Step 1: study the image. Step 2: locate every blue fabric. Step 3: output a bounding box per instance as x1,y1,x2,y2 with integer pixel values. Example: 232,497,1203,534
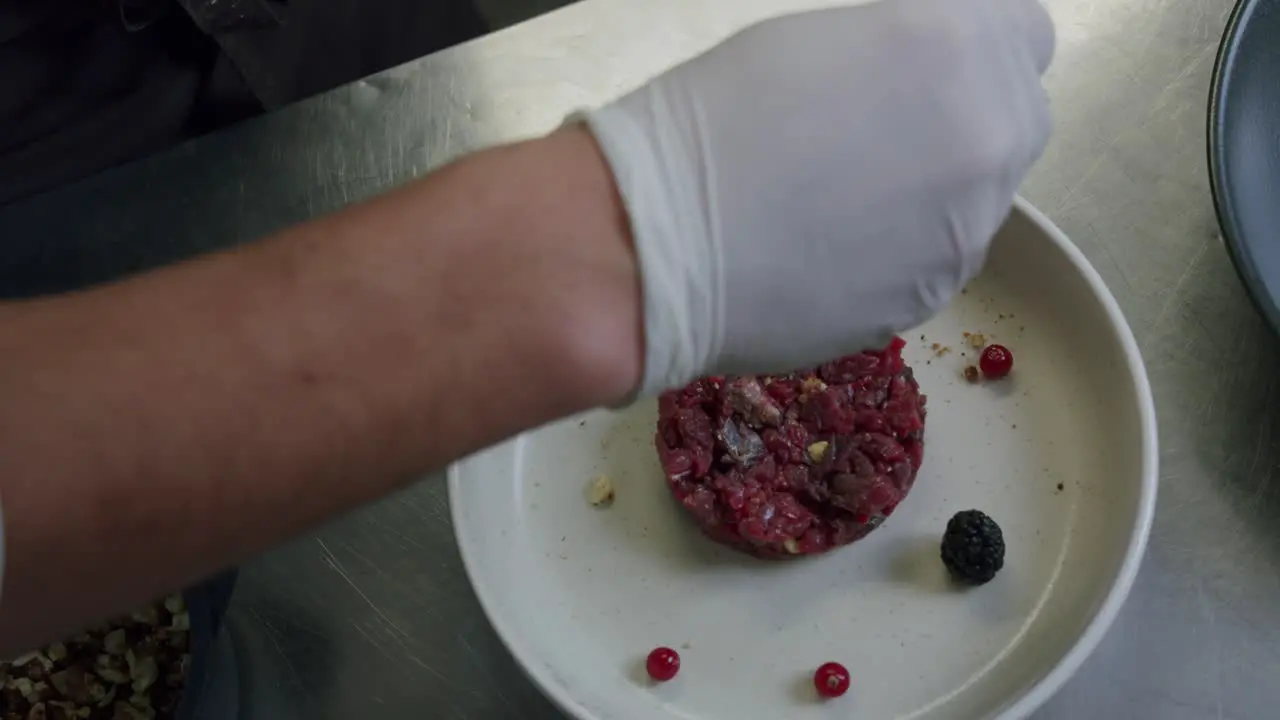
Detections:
0,0,488,207
0,1,219,206
180,571,239,719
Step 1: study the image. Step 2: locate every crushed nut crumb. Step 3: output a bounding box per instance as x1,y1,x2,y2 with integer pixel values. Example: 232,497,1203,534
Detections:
1,596,190,720
968,333,986,349
798,377,828,402
800,377,827,394
102,632,127,658
587,475,615,507
783,538,801,554
964,366,981,384
806,441,830,463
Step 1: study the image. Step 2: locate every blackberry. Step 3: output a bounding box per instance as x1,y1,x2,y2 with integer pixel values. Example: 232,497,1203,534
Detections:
940,510,1005,585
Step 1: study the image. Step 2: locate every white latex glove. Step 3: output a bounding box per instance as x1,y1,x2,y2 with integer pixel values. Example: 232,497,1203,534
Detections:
583,0,1054,396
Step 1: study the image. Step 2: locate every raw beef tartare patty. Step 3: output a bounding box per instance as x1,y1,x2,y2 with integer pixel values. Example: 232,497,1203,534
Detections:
655,337,926,558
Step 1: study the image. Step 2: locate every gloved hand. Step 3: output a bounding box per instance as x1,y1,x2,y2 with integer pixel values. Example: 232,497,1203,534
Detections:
582,0,1054,396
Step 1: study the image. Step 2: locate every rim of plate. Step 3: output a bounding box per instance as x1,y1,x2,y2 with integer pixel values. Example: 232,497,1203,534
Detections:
1207,0,1280,336
448,195,1160,720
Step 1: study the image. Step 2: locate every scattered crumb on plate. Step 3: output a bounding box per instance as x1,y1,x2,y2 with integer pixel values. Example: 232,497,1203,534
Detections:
964,365,981,383
588,475,615,507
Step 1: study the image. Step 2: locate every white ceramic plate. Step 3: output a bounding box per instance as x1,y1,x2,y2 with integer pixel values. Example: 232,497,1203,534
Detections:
449,198,1158,720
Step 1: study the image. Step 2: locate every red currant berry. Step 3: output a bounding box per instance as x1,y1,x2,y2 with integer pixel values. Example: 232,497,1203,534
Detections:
645,647,680,682
979,344,1014,379
814,661,851,699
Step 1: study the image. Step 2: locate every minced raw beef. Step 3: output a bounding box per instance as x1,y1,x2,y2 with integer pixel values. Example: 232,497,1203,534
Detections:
655,337,926,558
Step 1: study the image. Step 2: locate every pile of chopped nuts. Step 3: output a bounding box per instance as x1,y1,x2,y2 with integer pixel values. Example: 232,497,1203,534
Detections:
1,594,191,720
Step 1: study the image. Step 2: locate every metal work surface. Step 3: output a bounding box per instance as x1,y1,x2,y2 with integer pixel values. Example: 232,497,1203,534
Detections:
1,0,1275,717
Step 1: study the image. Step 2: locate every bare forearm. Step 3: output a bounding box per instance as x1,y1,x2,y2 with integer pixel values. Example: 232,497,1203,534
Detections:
0,125,642,654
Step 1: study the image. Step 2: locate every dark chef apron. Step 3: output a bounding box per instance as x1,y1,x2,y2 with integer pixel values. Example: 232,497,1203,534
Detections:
0,0,487,208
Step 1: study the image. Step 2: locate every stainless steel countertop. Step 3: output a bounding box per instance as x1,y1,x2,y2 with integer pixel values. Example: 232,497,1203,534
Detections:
2,0,1276,717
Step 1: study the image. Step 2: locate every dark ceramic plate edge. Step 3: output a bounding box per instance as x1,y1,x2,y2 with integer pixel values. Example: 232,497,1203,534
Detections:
1209,0,1280,333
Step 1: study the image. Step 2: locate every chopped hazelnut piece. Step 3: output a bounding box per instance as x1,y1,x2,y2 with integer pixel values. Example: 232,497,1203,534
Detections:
1,595,190,720
587,475,615,507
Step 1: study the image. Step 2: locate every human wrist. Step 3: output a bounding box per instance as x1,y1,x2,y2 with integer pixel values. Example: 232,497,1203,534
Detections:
531,125,644,409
